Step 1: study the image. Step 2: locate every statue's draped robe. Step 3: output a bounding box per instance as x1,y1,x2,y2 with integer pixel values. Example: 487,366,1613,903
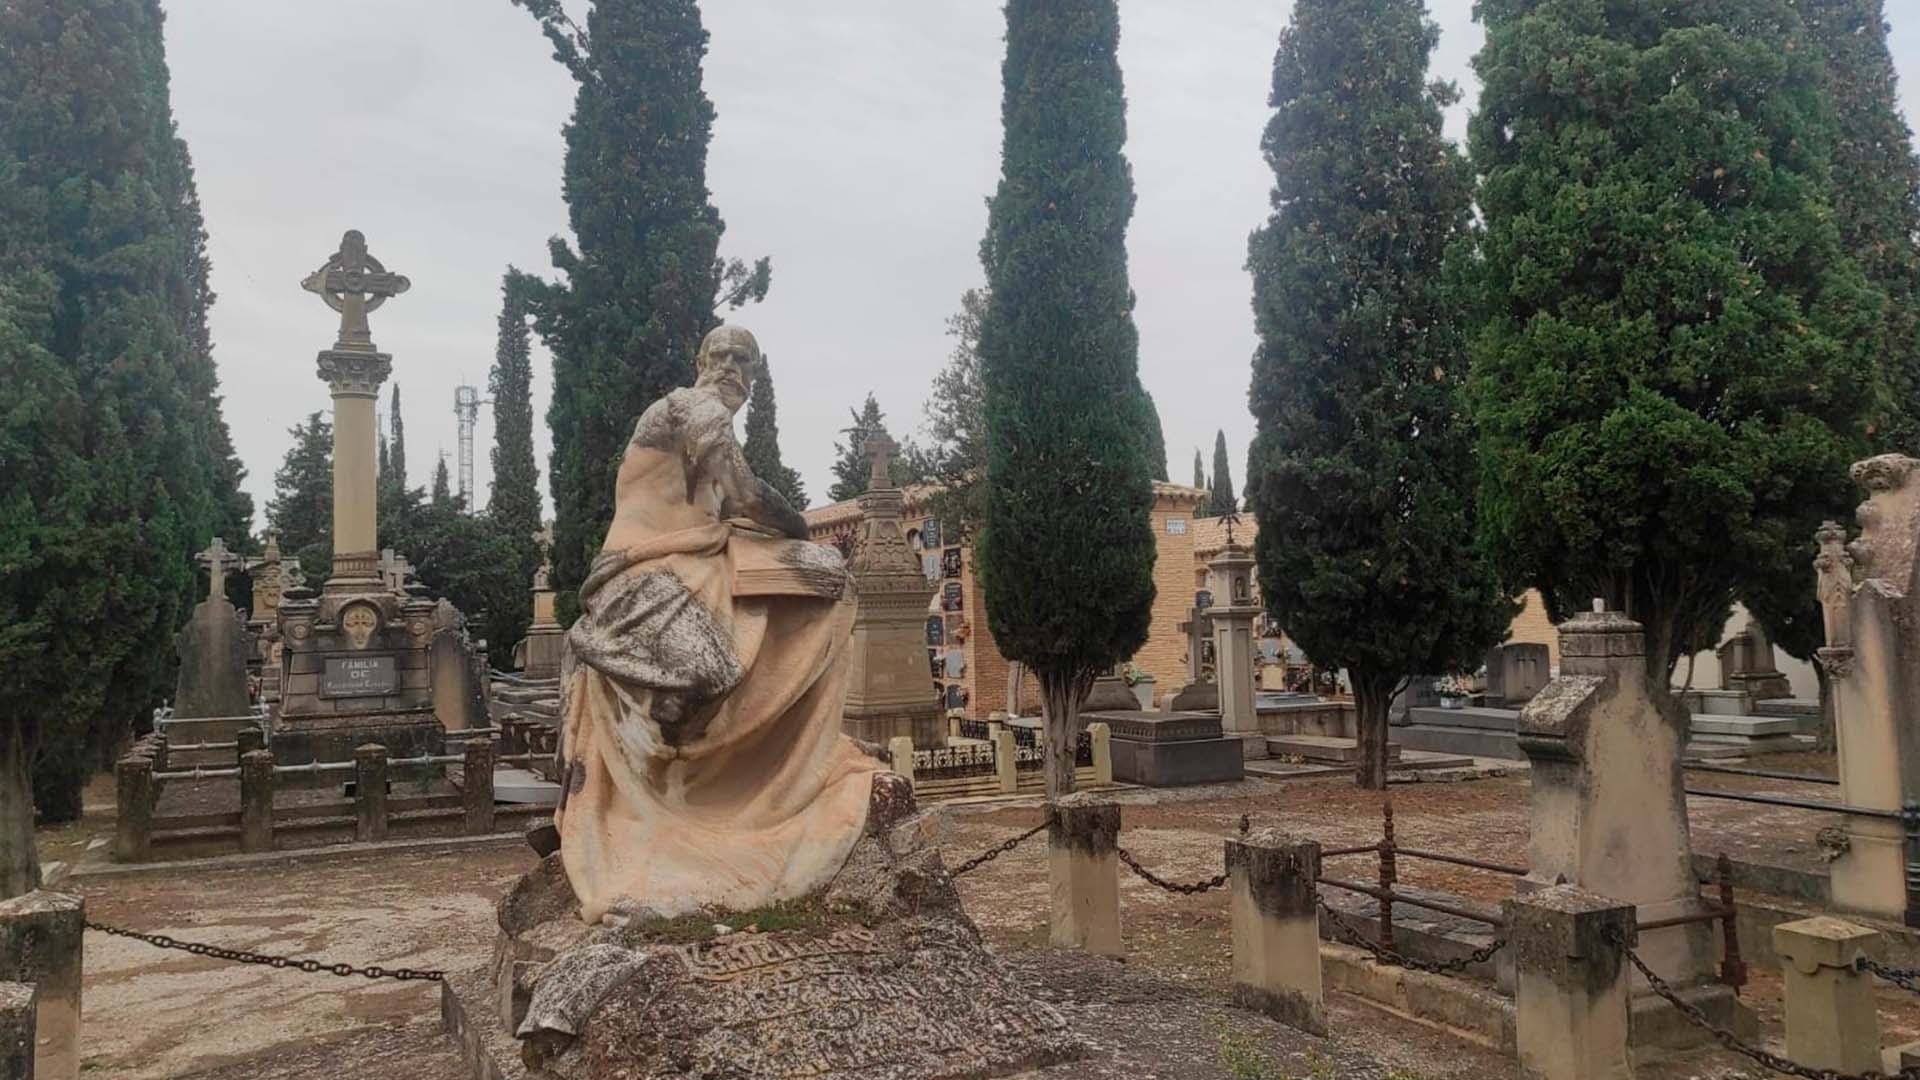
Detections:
554,390,881,922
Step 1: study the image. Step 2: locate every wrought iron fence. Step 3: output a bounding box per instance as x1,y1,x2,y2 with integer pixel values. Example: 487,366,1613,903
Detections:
914,745,998,780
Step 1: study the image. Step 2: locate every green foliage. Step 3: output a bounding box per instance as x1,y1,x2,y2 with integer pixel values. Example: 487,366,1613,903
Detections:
1193,449,1207,491
0,0,248,821
919,287,991,538
741,353,808,510
266,413,333,576
1139,385,1169,482
387,383,407,492
827,394,920,502
432,456,453,508
488,270,543,653
977,0,1158,794
1208,430,1236,517
512,0,767,621
1469,0,1879,681
1247,0,1511,787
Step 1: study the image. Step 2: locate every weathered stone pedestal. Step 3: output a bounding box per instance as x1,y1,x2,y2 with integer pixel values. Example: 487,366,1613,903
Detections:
1084,709,1243,787
1772,916,1883,1073
0,891,82,1080
1049,797,1122,957
1227,831,1324,1034
1506,885,1635,1080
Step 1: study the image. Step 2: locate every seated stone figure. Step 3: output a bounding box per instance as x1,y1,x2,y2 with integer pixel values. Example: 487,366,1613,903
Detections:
553,324,883,923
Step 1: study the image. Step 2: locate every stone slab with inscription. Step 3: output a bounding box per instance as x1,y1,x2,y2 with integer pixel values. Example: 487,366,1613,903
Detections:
321,654,399,697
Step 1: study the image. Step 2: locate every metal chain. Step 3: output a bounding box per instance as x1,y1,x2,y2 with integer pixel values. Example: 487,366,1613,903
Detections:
1116,847,1228,895
947,822,1047,879
1858,955,1920,995
86,921,443,983
1316,896,1506,975
1613,929,1917,1080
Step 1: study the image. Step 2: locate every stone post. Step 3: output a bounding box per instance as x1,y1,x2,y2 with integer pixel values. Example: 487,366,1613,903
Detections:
239,749,274,853
1518,607,1717,988
1048,797,1121,957
1772,917,1884,1073
113,757,153,863
235,725,264,762
1207,541,1262,739
0,891,83,1080
1226,830,1324,1035
0,982,32,1080
1088,722,1114,787
1504,885,1636,1080
993,728,1018,794
887,735,916,792
463,741,495,835
149,732,168,774
354,744,389,843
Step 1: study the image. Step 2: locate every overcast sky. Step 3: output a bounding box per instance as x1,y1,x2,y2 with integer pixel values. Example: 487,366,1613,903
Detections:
162,2,1920,522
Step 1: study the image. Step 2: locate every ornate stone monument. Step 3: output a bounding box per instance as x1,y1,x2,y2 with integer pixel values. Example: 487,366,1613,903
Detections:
1717,617,1792,701
1816,454,1920,923
517,529,565,680
1206,514,1262,740
242,531,295,704
459,326,1083,1078
172,537,254,718
841,432,944,750
274,231,450,764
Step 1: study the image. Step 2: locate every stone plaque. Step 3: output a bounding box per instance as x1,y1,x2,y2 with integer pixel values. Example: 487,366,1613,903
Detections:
322,654,398,698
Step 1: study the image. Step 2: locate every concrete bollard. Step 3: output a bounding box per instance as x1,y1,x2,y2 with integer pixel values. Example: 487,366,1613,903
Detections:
993,729,1019,794
1226,830,1324,1034
1505,885,1635,1080
235,725,264,761
354,744,389,843
239,749,275,853
888,736,916,792
949,714,962,739
463,740,496,835
0,892,83,1080
1088,722,1114,787
1772,916,1884,1073
0,981,33,1080
113,757,153,863
1048,796,1122,957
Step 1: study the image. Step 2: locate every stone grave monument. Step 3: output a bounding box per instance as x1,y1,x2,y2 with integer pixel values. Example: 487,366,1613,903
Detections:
1206,514,1263,745
274,230,468,765
1717,616,1793,701
516,530,565,680
1483,641,1549,707
445,325,1080,1079
241,531,299,704
1169,596,1219,712
172,537,254,719
1816,454,1920,922
840,432,944,749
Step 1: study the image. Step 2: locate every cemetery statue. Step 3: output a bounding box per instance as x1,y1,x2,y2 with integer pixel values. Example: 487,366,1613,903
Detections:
551,323,886,923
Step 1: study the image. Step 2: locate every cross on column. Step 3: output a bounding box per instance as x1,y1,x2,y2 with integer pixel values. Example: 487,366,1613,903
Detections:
195,537,242,603
865,430,898,490
301,229,410,350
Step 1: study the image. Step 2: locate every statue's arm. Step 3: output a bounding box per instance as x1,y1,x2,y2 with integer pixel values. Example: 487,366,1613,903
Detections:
683,397,809,540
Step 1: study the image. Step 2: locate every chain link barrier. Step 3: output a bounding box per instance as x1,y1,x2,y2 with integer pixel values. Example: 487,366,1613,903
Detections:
1613,928,1917,1080
1316,895,1506,975
1858,955,1920,995
946,822,1047,879
1116,846,1229,895
86,922,443,983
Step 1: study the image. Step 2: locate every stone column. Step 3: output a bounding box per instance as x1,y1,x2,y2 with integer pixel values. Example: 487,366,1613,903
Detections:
355,744,388,842
463,741,496,835
235,725,265,761
1518,607,1716,988
1207,543,1262,740
1048,797,1121,957
0,891,83,1080
1505,885,1635,1080
993,729,1018,794
1226,831,1324,1034
888,735,916,791
239,749,275,853
1087,722,1114,787
0,982,32,1080
1772,917,1883,1073
113,757,153,863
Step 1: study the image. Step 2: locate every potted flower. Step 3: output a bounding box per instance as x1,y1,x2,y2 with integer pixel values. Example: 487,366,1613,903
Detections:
1437,675,1467,710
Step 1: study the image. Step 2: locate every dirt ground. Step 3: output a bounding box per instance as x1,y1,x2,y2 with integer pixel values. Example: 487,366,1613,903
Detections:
44,764,1919,1079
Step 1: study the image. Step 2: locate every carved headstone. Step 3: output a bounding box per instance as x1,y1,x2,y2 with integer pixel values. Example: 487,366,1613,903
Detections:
174,538,255,718
841,432,943,749
1484,641,1549,707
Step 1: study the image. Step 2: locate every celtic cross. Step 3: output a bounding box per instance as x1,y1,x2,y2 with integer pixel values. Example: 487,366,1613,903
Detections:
301,229,410,351
195,536,241,602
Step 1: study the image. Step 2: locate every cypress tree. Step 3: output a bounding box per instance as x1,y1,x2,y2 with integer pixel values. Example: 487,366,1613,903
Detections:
265,413,334,576
1,0,243,830
1208,430,1236,517
1193,450,1208,489
1470,0,1879,687
1247,0,1512,788
387,384,407,492
977,0,1158,796
513,0,769,621
741,354,807,510
1139,387,1169,482
921,287,991,538
432,456,453,508
489,270,543,651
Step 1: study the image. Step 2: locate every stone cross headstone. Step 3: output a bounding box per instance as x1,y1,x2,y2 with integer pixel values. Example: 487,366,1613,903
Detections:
865,430,898,491
175,539,254,718
194,537,241,603
301,229,411,352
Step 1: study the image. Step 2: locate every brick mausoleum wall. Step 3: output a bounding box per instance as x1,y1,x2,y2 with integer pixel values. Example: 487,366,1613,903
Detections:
1508,590,1560,670
1132,496,1202,703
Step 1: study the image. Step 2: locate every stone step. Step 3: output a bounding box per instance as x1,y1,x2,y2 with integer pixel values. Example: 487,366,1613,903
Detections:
1393,750,1477,771
1689,714,1798,738
1753,698,1821,719
1681,742,1748,760
159,715,255,743
1266,735,1401,765
1403,706,1523,733
1392,722,1525,762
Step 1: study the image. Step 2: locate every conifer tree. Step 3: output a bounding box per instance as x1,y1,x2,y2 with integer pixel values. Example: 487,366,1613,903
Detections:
741,354,807,510
1470,0,1879,688
977,0,1158,796
266,413,334,575
513,0,769,620
489,270,543,650
921,288,991,537
1248,0,1512,788
1,0,246,830
828,394,918,501
1139,388,1169,482
1209,430,1236,517
432,456,453,508
387,384,408,493
1193,450,1208,490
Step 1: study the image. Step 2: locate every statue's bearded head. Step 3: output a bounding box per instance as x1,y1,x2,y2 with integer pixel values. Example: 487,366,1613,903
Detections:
694,325,762,412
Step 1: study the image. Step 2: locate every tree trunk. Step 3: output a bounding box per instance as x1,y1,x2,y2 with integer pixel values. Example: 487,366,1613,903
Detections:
1352,670,1394,790
0,722,39,898
1814,661,1836,754
1036,671,1081,800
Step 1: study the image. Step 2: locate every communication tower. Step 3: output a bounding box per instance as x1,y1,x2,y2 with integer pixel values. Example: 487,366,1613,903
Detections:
453,385,486,509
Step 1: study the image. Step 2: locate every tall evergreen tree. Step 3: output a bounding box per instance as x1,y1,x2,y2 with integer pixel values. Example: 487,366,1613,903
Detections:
513,0,769,621
1139,387,1169,482
432,455,453,508
387,383,408,493
1,0,244,835
265,413,333,576
977,0,1158,796
741,354,808,510
828,394,918,502
488,270,543,652
1248,0,1512,788
1193,449,1208,490
1208,430,1236,517
920,287,991,538
1470,0,1879,688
